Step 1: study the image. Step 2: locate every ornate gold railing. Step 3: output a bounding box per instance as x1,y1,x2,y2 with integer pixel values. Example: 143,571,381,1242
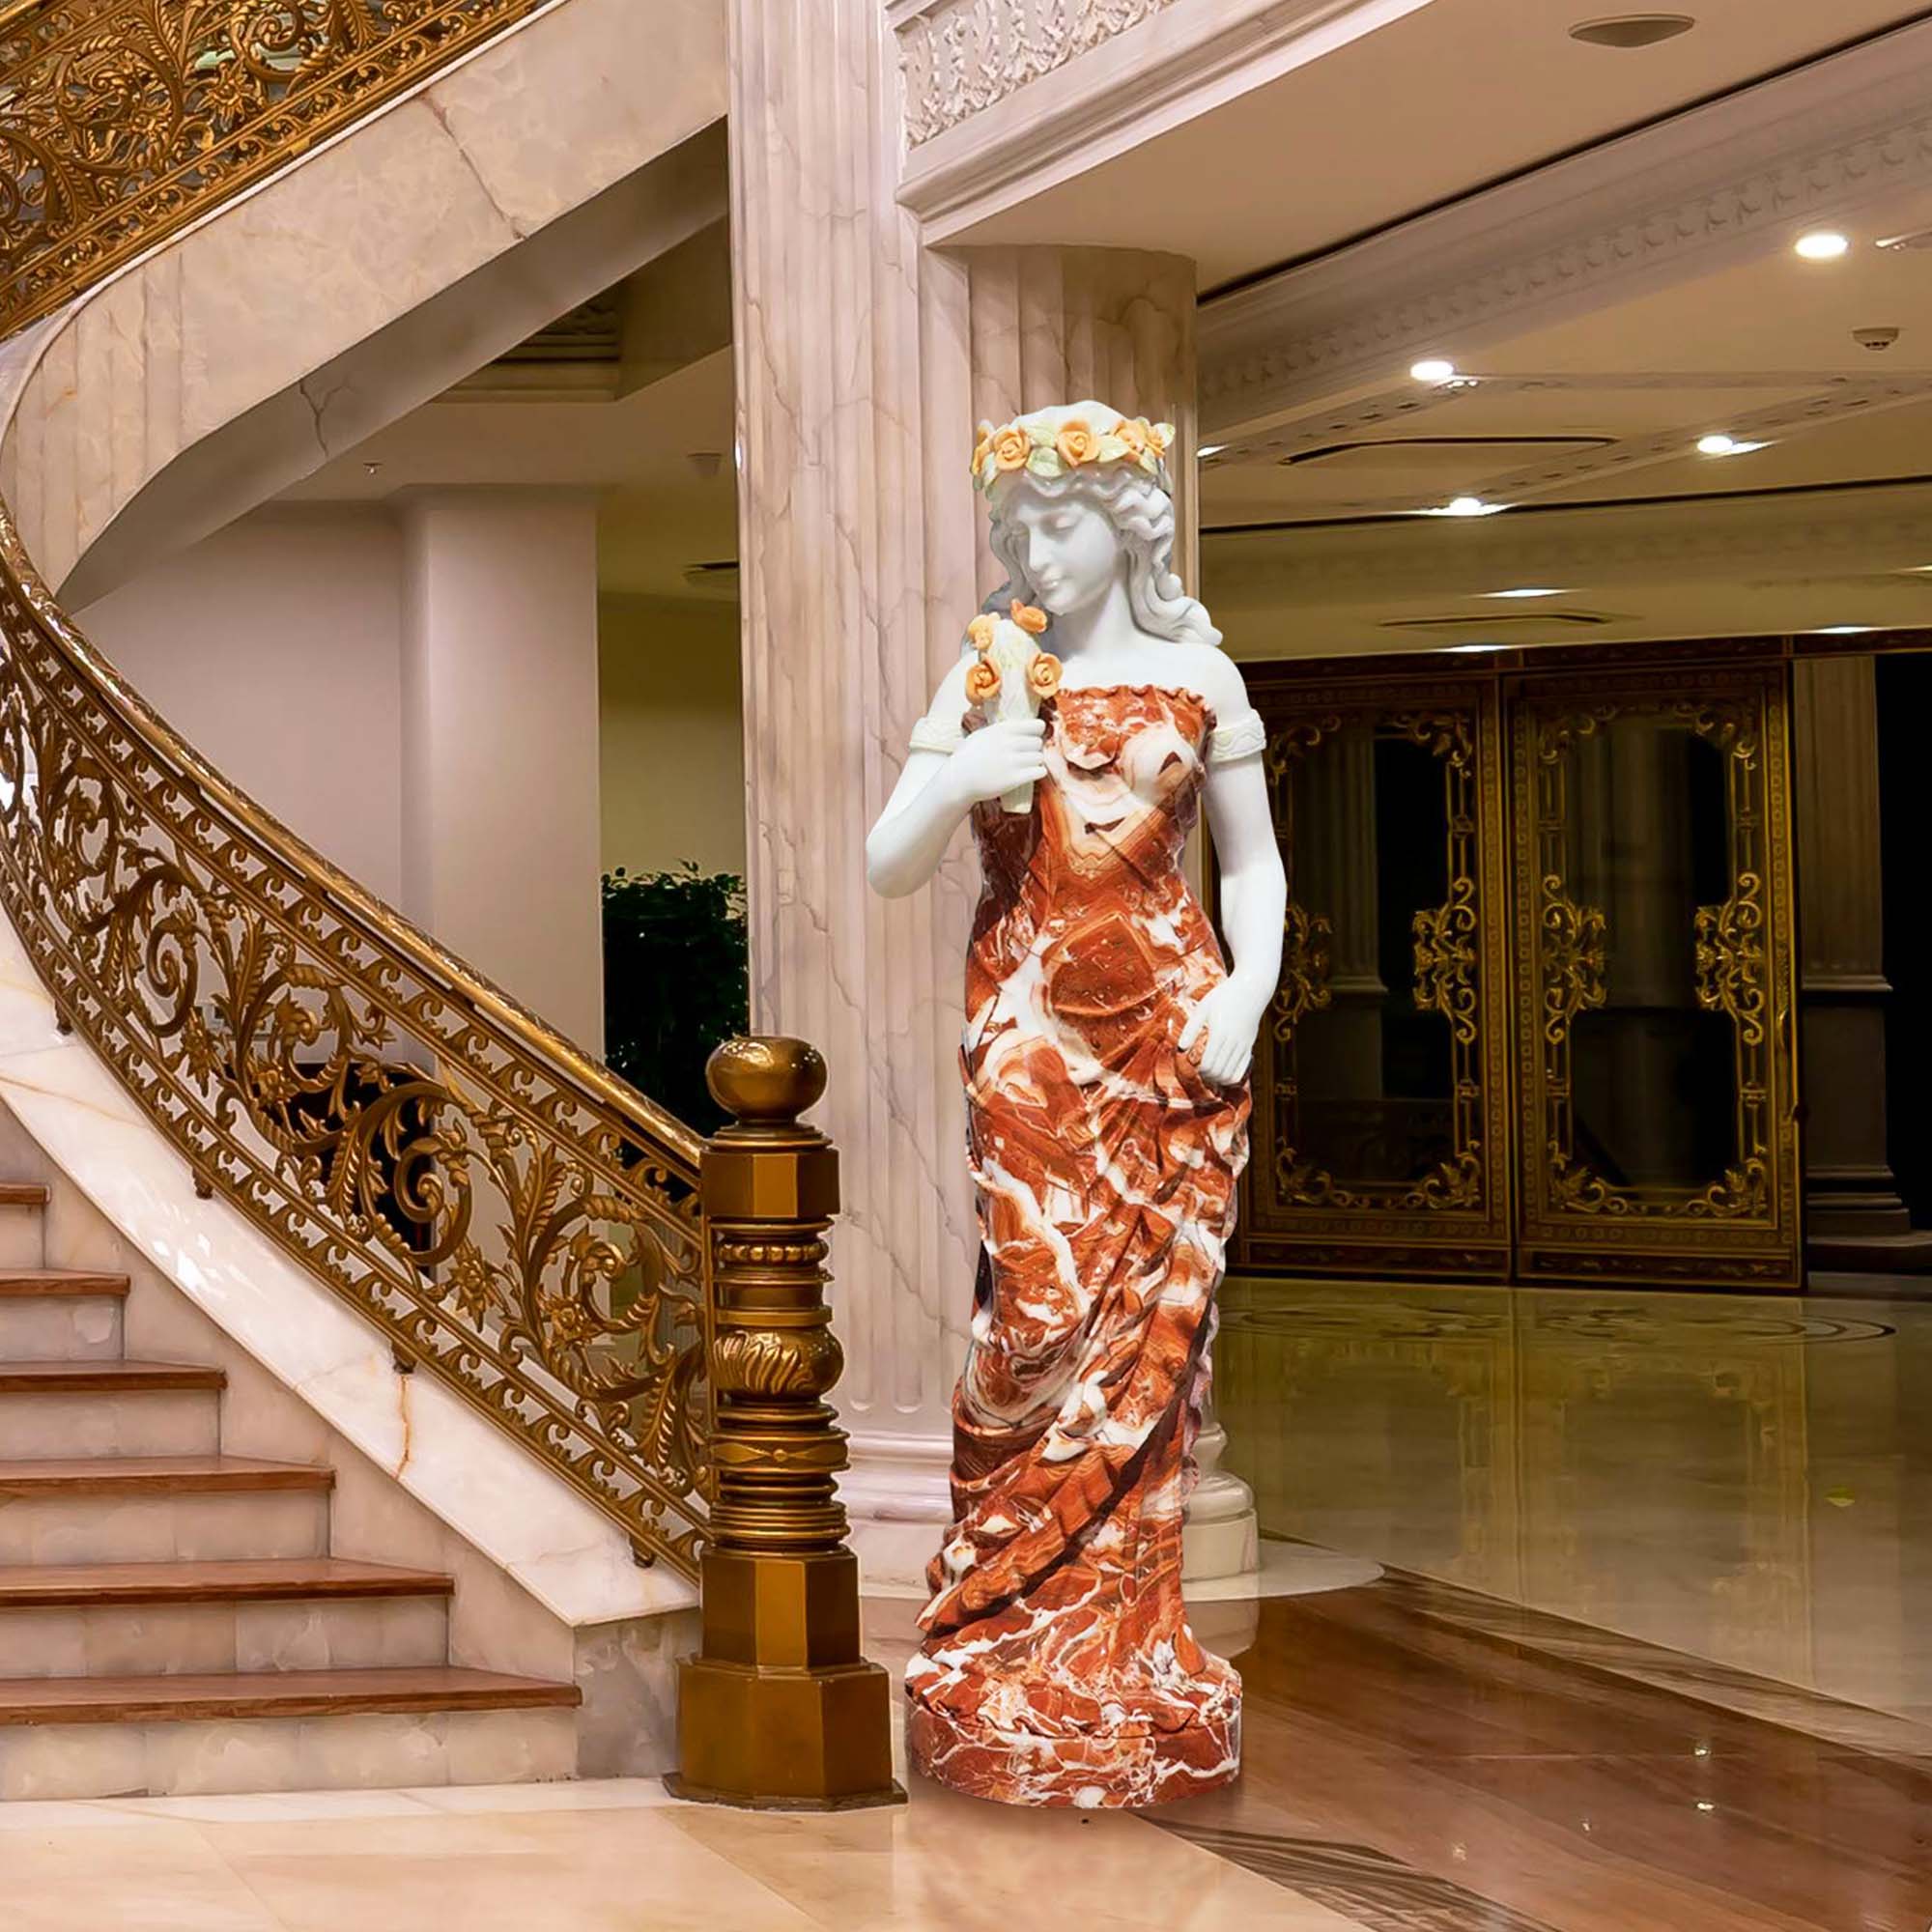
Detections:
0,498,716,1575
0,0,558,339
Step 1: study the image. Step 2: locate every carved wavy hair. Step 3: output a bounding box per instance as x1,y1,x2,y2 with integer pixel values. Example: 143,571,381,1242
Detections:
982,462,1223,649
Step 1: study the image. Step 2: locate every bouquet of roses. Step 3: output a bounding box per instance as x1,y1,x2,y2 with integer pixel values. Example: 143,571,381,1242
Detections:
964,601,1063,813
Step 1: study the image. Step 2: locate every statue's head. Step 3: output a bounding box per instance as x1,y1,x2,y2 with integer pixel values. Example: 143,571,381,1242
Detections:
971,402,1221,648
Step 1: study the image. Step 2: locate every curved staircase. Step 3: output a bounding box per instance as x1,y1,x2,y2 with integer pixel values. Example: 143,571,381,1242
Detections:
0,1182,577,1801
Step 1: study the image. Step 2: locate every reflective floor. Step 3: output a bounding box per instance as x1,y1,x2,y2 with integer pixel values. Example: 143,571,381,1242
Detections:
1215,1277,1932,1728
17,1281,1932,1929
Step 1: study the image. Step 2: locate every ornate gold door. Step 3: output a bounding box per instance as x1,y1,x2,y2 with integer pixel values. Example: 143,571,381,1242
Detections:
1229,650,1803,1288
1228,674,1514,1278
1508,664,1802,1287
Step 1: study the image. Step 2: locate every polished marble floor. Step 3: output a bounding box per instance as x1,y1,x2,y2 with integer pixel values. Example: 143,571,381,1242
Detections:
14,1280,1932,1929
1215,1277,1932,1726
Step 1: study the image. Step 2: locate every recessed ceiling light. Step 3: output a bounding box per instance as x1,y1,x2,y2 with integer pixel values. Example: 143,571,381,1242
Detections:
1484,587,1568,599
1198,443,1226,459
1446,642,1508,653
1437,496,1501,518
1795,230,1851,261
1696,433,1769,456
1569,14,1694,48
1813,625,1878,635
1409,357,1457,383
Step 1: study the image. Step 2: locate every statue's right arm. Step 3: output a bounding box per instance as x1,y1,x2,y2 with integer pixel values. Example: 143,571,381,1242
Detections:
866,660,1047,898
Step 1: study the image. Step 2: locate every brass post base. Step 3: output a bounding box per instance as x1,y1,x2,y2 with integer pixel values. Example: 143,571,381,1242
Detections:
670,1653,905,1809
677,1040,904,1811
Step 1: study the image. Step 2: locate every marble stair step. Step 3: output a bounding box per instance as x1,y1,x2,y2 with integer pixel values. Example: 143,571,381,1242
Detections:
0,1188,47,1270
0,1456,332,1498
0,1558,453,1608
0,1271,128,1298
0,1459,333,1565
0,1458,334,1566
0,1274,131,1362
0,1363,223,1459
0,1667,581,1727
0,1361,223,1394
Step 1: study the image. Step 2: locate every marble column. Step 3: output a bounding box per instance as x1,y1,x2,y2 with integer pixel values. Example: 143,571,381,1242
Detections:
400,489,605,1054
1793,657,1931,1268
725,0,1251,1585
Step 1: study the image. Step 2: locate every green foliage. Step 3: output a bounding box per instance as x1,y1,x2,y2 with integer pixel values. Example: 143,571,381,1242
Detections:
601,864,749,1136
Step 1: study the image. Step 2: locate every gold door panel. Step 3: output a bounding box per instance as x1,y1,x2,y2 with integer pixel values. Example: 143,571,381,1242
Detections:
1508,665,1802,1287
1229,675,1513,1279
1229,648,1803,1290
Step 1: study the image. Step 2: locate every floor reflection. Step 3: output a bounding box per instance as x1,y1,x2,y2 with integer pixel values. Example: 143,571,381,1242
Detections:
1215,1278,1932,1723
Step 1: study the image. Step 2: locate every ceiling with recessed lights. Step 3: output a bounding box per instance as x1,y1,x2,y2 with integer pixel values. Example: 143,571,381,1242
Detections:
952,0,1932,289
1159,7,1932,653
269,0,1932,644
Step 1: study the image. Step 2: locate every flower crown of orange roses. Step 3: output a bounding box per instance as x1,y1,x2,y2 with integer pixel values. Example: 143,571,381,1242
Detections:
971,403,1174,496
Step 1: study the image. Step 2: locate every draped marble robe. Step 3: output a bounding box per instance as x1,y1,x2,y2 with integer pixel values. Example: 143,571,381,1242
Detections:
904,681,1264,1808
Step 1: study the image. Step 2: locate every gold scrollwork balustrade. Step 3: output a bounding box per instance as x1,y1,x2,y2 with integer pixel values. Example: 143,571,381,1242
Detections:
0,501,714,1576
0,0,557,339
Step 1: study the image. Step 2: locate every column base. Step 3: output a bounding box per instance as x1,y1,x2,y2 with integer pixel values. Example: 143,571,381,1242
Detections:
843,1428,1264,1592
1183,1423,1261,1587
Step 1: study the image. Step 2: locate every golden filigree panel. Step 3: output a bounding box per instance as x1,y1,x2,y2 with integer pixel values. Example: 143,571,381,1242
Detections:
0,0,554,336
0,500,710,1575
1509,667,1800,1285
1227,678,1513,1277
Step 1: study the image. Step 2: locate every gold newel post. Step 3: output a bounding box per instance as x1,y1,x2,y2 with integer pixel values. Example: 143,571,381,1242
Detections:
668,1036,904,1809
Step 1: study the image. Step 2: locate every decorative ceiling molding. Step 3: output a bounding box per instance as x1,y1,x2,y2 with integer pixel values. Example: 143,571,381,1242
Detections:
1207,369,1932,516
1199,17,1932,438
892,0,1431,238
1202,481,1932,604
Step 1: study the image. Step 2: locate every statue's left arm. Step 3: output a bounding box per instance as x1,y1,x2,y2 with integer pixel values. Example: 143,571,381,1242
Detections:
1179,658,1286,1087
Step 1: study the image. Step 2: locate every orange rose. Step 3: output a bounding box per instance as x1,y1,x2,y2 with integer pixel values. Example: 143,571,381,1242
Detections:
1026,652,1063,699
1147,421,1172,456
991,426,1032,472
1009,601,1048,636
1055,419,1099,469
1115,418,1149,458
966,613,997,653
964,659,1001,703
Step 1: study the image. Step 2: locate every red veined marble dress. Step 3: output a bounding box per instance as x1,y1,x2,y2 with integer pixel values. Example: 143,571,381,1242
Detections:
905,680,1261,1809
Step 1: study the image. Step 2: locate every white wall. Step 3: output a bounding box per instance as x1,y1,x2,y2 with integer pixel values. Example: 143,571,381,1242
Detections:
78,506,407,902
598,594,745,880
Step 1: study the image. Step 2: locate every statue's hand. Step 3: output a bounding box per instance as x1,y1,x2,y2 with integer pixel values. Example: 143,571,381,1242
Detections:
941,718,1048,809
1179,978,1270,1087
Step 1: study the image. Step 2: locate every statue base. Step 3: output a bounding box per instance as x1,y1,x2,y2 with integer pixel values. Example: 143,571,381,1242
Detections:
905,1693,1240,1809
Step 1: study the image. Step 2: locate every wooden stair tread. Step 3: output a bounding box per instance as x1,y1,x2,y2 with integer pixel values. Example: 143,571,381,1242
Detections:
0,1558,453,1607
0,1185,47,1208
0,1361,224,1393
0,1667,581,1726
0,1456,332,1496
0,1270,129,1298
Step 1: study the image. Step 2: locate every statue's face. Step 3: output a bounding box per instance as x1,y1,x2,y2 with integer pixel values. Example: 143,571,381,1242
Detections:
1004,494,1122,617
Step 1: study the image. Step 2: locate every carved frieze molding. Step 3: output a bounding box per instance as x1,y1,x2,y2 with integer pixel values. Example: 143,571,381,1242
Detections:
893,0,1182,147
891,0,1425,236
1200,17,1932,435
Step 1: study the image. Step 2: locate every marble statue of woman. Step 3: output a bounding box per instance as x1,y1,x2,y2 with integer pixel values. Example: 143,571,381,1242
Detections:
865,403,1288,1809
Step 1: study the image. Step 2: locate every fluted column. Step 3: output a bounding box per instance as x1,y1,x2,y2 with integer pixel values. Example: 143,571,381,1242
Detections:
728,2,1246,1585
1794,657,1930,1266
